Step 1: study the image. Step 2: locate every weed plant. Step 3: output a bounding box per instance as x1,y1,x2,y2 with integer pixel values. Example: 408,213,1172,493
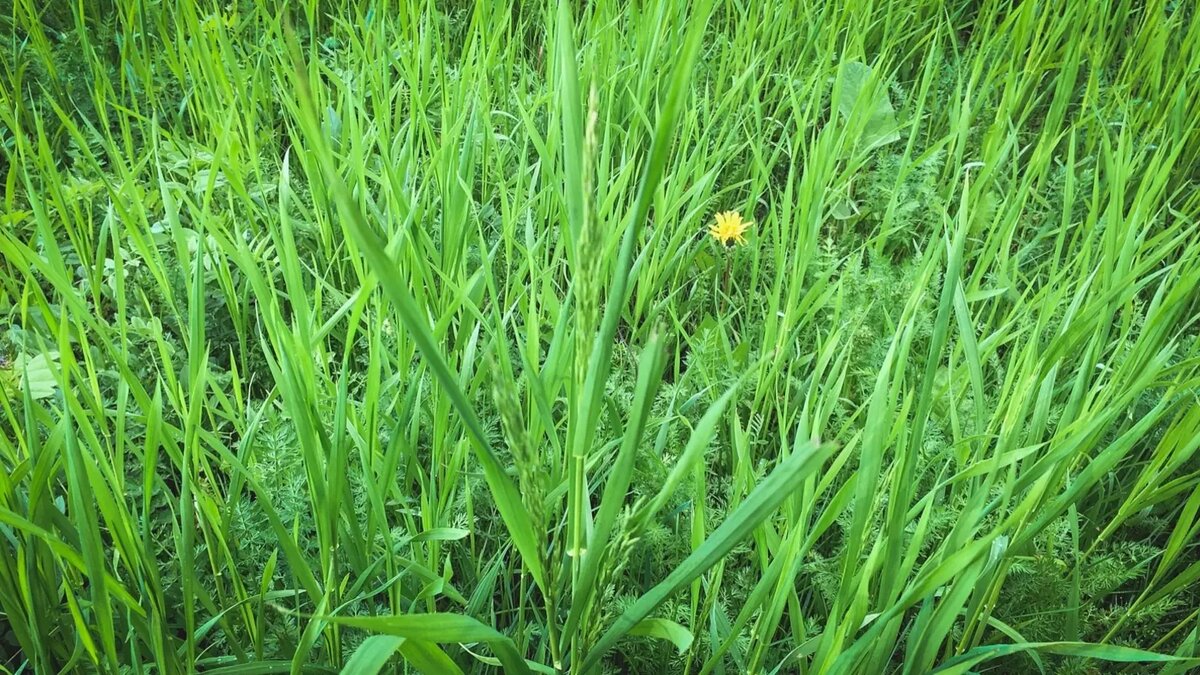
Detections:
1,0,1199,673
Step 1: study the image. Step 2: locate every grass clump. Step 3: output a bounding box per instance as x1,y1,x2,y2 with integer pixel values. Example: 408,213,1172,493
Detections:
2,0,1200,673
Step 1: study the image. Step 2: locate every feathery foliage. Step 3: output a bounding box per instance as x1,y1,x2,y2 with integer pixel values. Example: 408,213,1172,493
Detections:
2,0,1200,673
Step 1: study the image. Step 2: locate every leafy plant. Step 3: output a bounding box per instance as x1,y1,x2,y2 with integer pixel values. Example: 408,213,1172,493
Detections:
1,0,1199,674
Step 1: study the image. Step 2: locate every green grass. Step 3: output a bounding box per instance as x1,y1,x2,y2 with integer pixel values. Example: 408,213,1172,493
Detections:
2,0,1200,673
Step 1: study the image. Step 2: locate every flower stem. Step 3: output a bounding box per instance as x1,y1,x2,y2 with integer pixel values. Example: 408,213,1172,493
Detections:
722,251,731,312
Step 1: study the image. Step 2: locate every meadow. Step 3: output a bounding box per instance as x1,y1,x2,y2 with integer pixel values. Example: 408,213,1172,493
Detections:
2,0,1200,673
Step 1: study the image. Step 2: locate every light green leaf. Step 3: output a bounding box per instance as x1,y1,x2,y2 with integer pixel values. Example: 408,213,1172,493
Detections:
628,618,695,654
198,663,337,675
397,640,464,675
410,527,470,543
15,352,59,400
835,61,900,151
316,613,532,675
342,635,406,675
931,641,1200,674
829,195,859,220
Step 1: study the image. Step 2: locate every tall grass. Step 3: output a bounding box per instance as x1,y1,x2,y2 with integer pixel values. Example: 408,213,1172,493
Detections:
1,0,1199,673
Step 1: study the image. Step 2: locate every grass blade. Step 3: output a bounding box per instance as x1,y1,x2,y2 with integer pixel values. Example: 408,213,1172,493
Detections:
582,439,832,671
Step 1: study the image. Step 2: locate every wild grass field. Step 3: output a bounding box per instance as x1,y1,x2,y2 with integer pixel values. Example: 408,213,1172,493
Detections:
2,0,1200,673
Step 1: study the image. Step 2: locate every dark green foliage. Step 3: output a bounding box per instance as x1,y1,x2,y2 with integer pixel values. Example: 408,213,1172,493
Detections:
3,1,1200,674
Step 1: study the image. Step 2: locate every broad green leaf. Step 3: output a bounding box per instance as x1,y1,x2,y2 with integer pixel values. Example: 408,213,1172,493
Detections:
397,640,464,675
829,194,859,220
410,527,470,543
342,635,406,675
628,618,695,654
316,613,532,675
15,352,58,400
835,61,900,151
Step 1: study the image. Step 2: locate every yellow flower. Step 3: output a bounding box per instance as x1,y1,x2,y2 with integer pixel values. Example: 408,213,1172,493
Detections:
708,210,752,247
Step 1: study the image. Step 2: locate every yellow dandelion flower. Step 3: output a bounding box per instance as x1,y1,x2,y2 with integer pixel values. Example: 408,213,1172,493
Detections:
708,210,752,247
